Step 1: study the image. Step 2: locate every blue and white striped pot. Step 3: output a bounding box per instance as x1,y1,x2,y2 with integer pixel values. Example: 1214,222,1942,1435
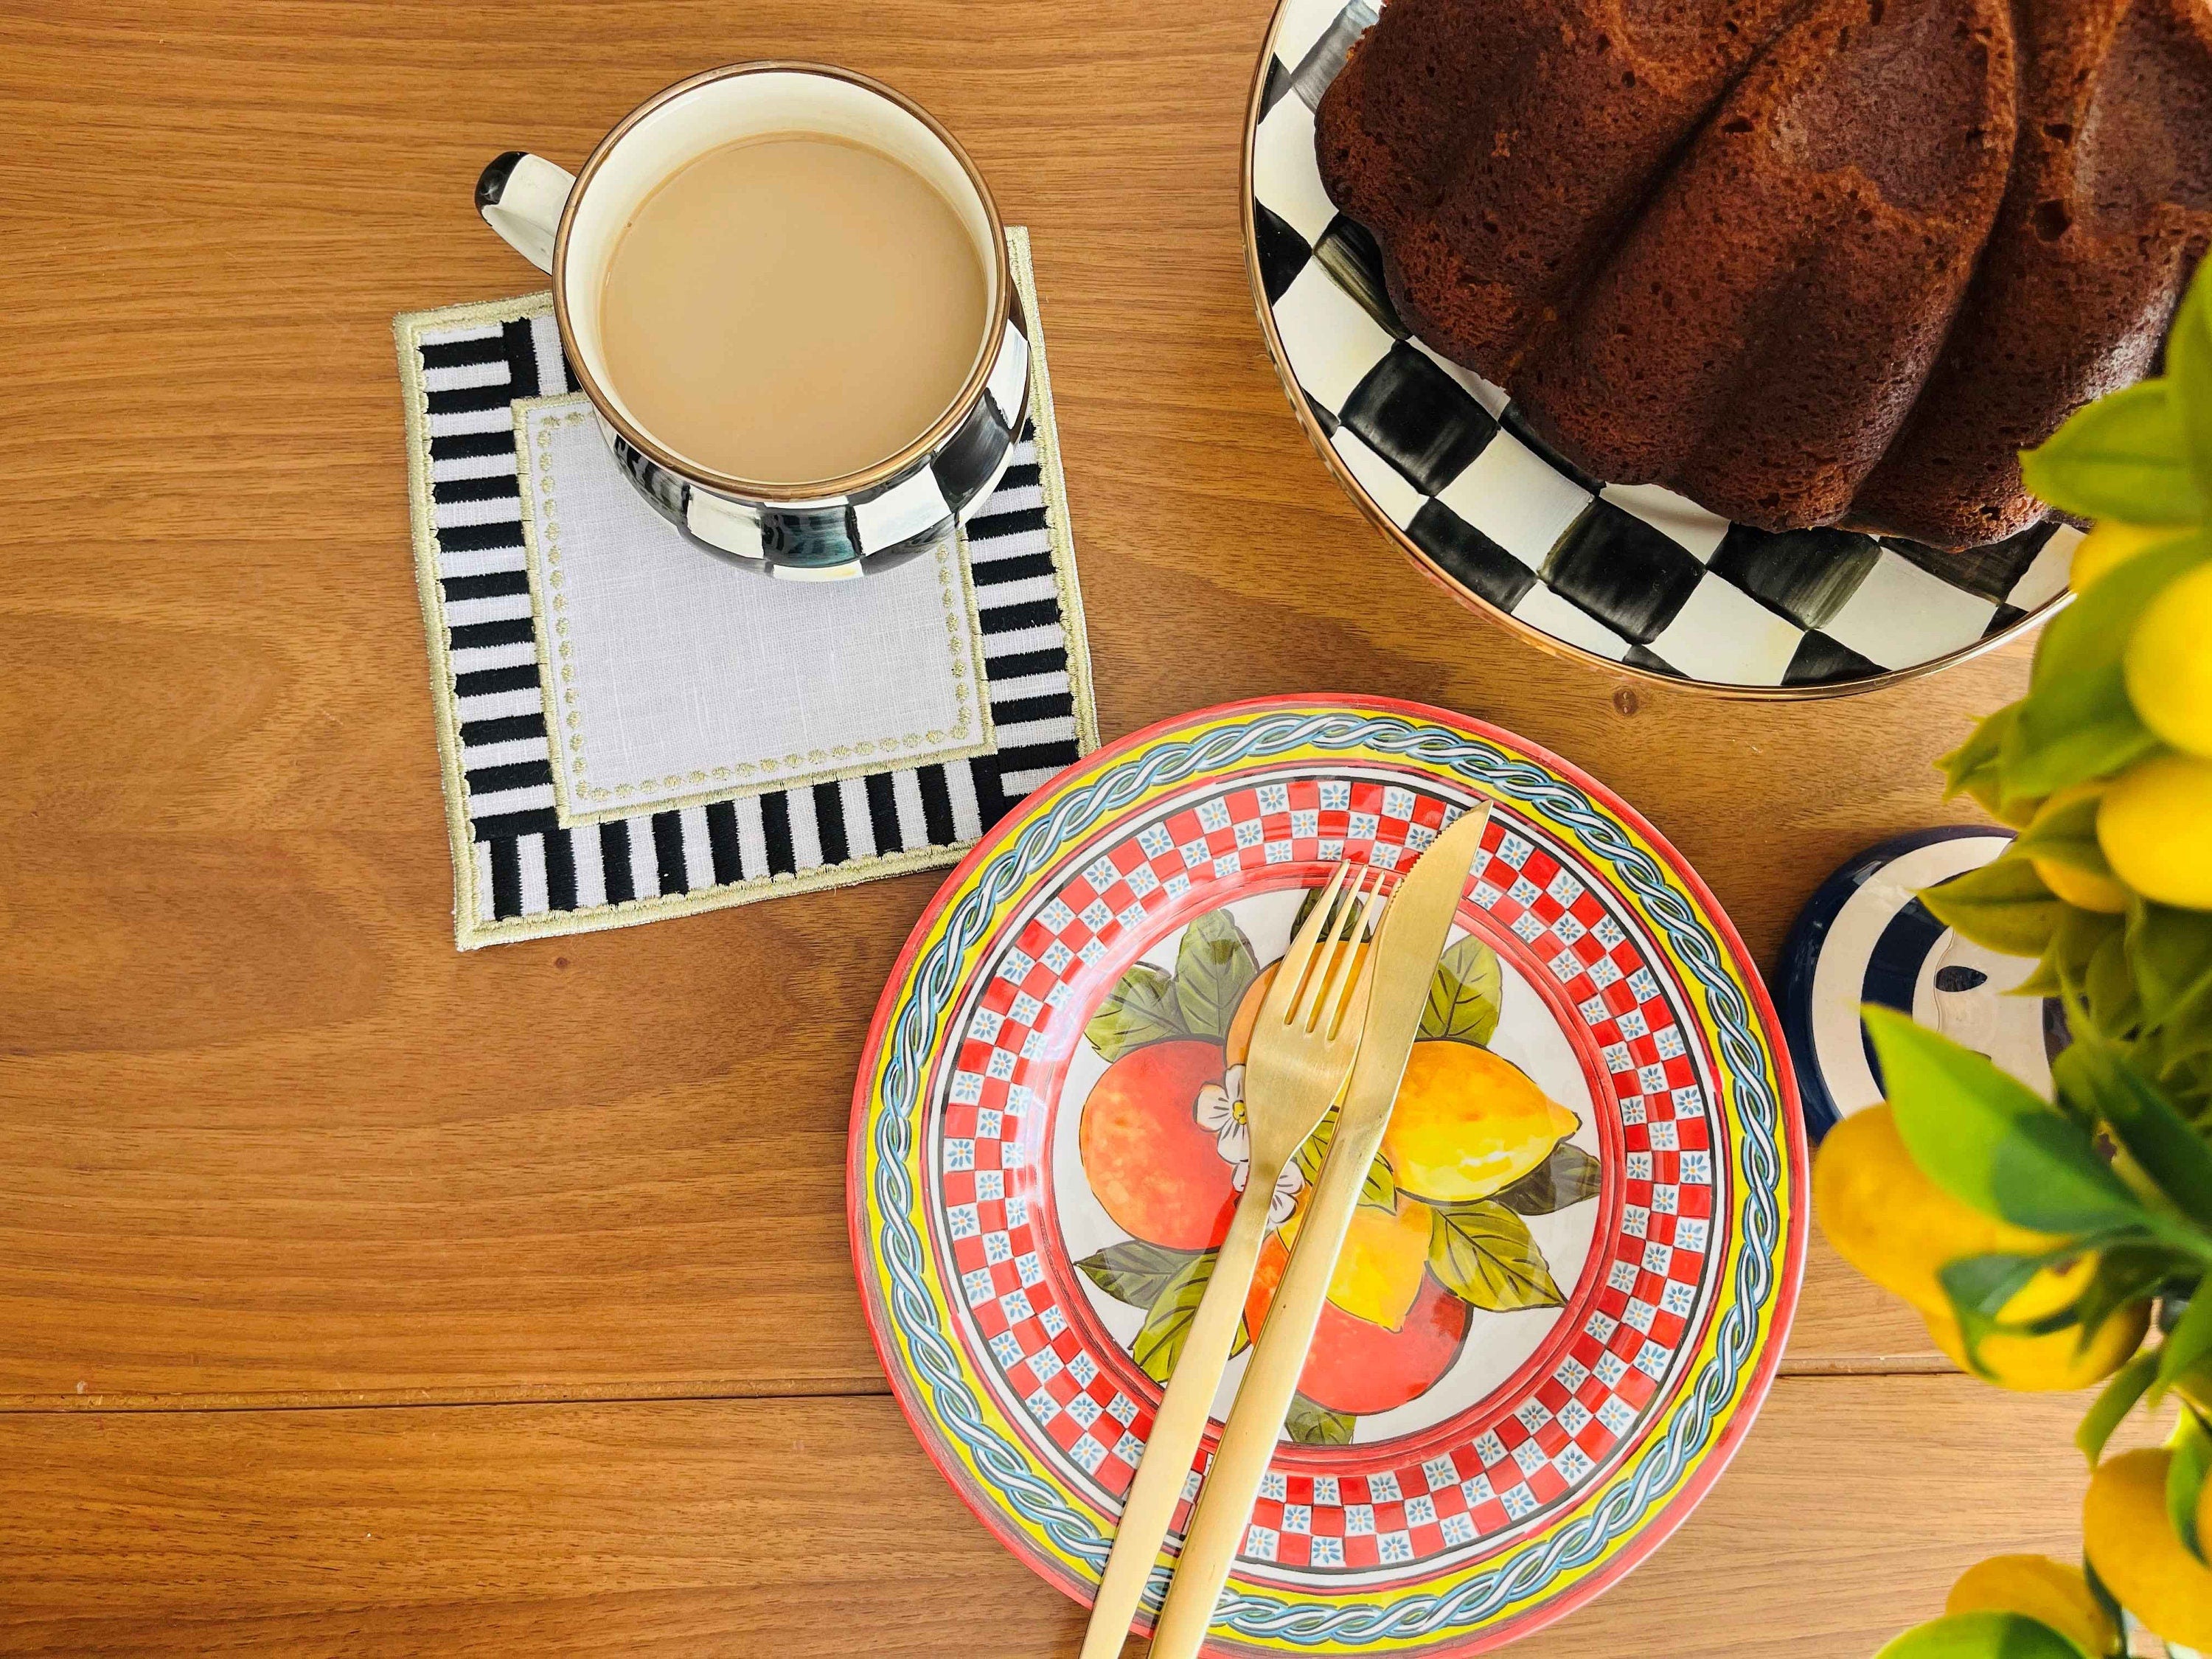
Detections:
476,61,1031,582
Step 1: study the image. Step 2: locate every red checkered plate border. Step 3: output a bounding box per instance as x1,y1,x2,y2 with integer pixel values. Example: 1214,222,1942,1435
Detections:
849,698,1805,1655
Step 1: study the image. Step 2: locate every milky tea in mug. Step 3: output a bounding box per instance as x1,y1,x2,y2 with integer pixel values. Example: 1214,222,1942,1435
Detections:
595,133,990,487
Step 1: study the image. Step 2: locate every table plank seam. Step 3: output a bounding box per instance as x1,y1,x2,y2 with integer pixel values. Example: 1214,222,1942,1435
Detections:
0,1355,1953,1415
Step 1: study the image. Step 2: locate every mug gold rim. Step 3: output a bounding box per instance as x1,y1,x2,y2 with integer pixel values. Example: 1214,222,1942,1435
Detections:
550,60,1014,506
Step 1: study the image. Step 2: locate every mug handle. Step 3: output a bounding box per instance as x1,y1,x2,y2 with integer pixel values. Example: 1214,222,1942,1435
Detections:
474,151,577,275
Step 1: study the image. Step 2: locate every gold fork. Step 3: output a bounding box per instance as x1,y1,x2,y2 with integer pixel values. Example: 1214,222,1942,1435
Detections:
1077,862,1388,1659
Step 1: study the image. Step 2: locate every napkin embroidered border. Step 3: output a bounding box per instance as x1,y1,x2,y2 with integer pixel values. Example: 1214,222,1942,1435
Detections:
513,396,996,823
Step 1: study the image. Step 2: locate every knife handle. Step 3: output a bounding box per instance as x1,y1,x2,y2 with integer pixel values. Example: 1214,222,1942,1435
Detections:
1077,1164,1276,1659
1144,1120,1386,1659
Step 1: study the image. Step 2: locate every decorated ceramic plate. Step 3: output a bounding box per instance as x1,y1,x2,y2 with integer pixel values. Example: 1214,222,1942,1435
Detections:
849,698,1806,1653
1242,0,2079,698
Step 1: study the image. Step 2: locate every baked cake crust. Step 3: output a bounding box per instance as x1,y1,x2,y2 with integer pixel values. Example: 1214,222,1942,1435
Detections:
1315,0,2212,550
1315,0,1803,377
1851,0,2212,545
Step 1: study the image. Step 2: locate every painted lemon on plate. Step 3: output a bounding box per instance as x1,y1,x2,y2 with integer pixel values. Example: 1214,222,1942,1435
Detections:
1076,905,1595,1435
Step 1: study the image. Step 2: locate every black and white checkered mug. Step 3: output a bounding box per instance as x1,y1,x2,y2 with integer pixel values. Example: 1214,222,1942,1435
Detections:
476,61,1032,582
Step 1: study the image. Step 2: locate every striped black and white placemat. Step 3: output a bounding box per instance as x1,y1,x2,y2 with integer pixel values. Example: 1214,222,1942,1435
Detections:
1247,0,2077,690
394,230,1096,948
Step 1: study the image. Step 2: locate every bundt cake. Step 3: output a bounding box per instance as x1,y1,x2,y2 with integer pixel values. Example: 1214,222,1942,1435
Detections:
1315,0,2212,551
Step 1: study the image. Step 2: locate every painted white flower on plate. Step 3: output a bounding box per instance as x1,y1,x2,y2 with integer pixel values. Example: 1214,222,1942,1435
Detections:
1193,1062,1304,1225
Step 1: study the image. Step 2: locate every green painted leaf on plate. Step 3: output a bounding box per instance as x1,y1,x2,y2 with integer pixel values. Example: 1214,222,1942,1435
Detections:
1427,1200,1563,1312
1283,1394,1354,1446
1489,1141,1604,1215
1076,1239,1204,1309
1085,961,1186,1062
1130,1249,1220,1386
1291,1107,1394,1212
1174,910,1259,1041
1293,879,1378,945
1419,934,1503,1048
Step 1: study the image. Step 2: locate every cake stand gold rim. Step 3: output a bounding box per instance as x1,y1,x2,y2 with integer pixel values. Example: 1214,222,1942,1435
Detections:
1236,0,2068,704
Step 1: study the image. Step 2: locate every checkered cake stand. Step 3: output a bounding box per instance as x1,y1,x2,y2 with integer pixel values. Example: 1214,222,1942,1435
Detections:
1243,0,2079,695
850,697,1805,1655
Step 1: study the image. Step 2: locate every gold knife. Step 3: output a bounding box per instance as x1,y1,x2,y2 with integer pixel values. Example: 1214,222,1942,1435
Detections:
1145,799,1494,1659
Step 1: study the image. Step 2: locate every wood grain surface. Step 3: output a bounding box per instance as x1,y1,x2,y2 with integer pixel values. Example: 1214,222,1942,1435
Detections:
0,0,2081,1652
0,1381,2166,1658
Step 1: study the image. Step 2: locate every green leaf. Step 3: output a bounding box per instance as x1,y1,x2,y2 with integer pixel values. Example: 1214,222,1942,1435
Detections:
1427,1201,1564,1312
1864,1006,2146,1234
2034,532,2209,691
1941,706,2027,822
2168,263,2212,498
1283,1393,1355,1446
1085,962,1186,1062
1172,911,1260,1041
2021,378,2203,524
2082,1557,2131,1658
1130,1249,1220,1386
1076,1239,1204,1309
1293,879,1378,944
1490,1141,1605,1215
2019,907,2124,1003
1873,1610,2093,1659
2053,1041,2212,1231
2135,1025,2212,1124
2000,535,2211,801
2067,1244,2180,1361
2002,693,2162,805
2127,902,2212,1034
1941,1249,2080,1322
2014,790,2121,882
2083,928,2141,1038
1419,934,1503,1048
1938,1245,2108,1374
1921,858,2066,961
2157,1287,2212,1402
2079,1349,2160,1464
1359,1158,1397,1214
2172,1060,2212,1127
2168,1406,2211,1566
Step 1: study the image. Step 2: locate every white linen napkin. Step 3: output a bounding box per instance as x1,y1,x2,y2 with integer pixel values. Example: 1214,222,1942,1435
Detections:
514,394,994,824
395,228,1095,947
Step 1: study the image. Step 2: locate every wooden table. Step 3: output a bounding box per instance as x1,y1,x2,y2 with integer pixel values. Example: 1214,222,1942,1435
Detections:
0,3,2135,1653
